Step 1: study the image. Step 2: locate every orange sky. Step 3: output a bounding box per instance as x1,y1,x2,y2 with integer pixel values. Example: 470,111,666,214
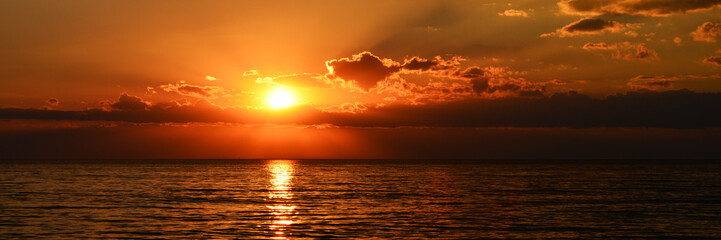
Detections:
1,0,721,159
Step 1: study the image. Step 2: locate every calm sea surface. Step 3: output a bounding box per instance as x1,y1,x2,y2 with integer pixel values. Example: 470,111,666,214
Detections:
1,160,720,239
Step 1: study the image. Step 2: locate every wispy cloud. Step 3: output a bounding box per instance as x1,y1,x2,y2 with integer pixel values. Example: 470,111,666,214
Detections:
558,0,721,17
541,18,626,37
498,9,530,17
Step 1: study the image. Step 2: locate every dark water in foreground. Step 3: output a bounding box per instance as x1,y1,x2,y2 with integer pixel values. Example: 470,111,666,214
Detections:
1,160,720,239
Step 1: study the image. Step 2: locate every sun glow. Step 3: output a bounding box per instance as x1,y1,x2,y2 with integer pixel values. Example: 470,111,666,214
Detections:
266,89,296,109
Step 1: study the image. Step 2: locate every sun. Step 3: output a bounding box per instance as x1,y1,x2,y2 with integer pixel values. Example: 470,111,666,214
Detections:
266,89,296,109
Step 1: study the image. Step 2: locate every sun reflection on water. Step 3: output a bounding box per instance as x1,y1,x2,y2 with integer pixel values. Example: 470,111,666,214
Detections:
266,160,296,239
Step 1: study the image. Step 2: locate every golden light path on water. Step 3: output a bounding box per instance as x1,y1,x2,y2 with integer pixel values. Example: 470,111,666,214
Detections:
266,160,296,239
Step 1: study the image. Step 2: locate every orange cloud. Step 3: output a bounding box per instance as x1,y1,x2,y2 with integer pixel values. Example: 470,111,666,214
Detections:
395,66,561,99
703,56,721,66
158,82,225,99
618,43,658,61
582,42,616,50
691,22,721,42
317,102,368,114
498,9,530,17
628,75,679,90
582,42,659,61
674,37,682,45
558,0,721,17
243,70,259,76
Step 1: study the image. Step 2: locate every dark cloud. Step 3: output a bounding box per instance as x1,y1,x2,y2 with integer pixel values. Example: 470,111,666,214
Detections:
451,66,493,94
110,93,149,111
703,56,721,66
3,90,721,128
559,0,721,16
691,22,721,42
325,52,462,90
374,78,473,105
448,67,552,97
454,66,487,79
0,94,229,123
325,52,401,90
3,124,720,159
628,75,679,90
542,18,624,37
565,18,618,32
323,52,538,100
476,78,548,96
470,78,492,93
46,98,59,106
158,82,224,99
312,89,721,128
583,42,659,61
178,85,212,97
400,57,437,71
400,56,459,72
318,102,368,114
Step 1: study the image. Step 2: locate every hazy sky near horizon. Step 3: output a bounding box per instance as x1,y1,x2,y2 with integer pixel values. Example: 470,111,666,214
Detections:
1,0,721,158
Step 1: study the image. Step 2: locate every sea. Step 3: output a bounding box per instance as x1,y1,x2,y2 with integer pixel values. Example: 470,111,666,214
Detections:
1,159,720,239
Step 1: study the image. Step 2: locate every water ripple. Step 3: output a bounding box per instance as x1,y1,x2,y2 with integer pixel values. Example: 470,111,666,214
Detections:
1,161,720,239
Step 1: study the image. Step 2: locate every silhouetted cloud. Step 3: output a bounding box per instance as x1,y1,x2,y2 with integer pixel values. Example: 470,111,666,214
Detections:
542,18,625,37
325,52,463,90
325,52,401,90
582,42,659,61
691,22,721,42
46,98,59,106
3,90,721,128
453,66,487,79
110,93,149,111
443,66,554,97
558,0,721,16
375,78,473,105
158,82,225,99
400,56,459,72
322,53,544,101
311,89,721,128
628,75,678,90
400,57,438,71
0,94,229,123
2,123,720,159
704,56,721,66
